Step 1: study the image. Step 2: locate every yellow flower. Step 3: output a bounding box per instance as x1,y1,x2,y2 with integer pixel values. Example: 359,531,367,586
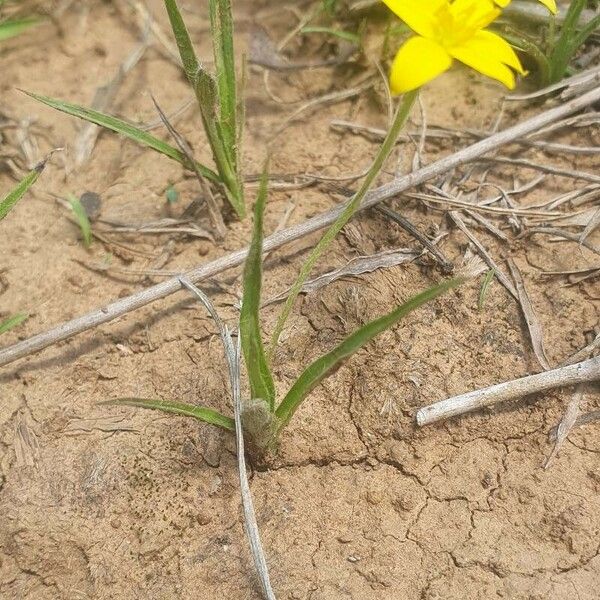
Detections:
383,0,526,93
494,0,557,14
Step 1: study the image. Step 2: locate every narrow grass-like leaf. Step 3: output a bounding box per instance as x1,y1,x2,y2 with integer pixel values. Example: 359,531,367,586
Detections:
193,69,245,217
106,398,235,431
0,17,39,41
568,13,600,57
23,91,219,182
478,269,495,310
164,0,200,82
275,275,466,428
548,0,592,83
210,0,237,160
240,168,276,409
163,0,245,217
0,313,28,335
236,53,247,156
301,26,360,44
68,194,92,247
269,89,418,355
322,0,338,15
0,158,45,221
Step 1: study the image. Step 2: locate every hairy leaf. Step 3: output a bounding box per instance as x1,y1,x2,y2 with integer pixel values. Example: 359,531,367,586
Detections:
275,275,465,428
240,168,276,409
24,91,219,181
106,398,234,431
0,158,45,221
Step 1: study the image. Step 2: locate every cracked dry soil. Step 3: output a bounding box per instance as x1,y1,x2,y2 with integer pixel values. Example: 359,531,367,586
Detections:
1,1,599,598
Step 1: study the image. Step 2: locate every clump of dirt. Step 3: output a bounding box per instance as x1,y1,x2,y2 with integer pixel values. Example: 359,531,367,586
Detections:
1,1,599,599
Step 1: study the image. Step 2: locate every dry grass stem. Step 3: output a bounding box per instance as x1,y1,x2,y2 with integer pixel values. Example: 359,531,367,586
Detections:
507,259,551,371
416,356,600,426
2,83,600,368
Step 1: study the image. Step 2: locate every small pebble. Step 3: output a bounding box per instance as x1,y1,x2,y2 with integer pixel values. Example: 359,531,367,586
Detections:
80,191,102,221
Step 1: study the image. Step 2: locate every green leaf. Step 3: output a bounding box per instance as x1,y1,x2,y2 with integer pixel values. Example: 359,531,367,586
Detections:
478,269,495,310
240,167,276,409
0,158,45,221
210,0,237,161
193,69,245,218
547,0,593,83
0,313,28,335
321,0,338,15
164,0,200,83
23,91,219,182
0,17,40,42
275,275,466,428
163,0,245,218
301,26,360,44
68,194,92,248
269,90,418,355
105,398,235,431
568,13,600,56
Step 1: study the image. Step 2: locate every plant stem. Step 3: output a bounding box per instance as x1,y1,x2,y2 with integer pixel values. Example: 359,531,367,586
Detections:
268,89,418,356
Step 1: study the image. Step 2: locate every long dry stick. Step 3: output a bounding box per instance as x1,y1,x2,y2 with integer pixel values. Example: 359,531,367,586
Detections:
2,85,600,369
416,356,600,426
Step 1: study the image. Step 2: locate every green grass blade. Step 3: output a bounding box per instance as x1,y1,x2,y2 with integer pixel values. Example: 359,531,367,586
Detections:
478,269,495,310
549,0,587,82
0,313,28,335
105,398,235,431
568,13,600,56
240,168,276,409
68,194,92,247
236,53,247,155
164,0,200,82
210,0,237,161
164,0,228,177
0,17,40,41
163,0,245,218
194,69,245,218
301,26,360,44
23,91,219,182
0,159,45,221
269,89,418,355
275,275,465,428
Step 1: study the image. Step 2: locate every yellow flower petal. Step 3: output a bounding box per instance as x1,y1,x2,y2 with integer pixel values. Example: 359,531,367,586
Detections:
450,0,501,31
474,30,525,73
537,0,557,13
449,29,523,89
494,0,556,13
390,36,452,94
381,0,445,38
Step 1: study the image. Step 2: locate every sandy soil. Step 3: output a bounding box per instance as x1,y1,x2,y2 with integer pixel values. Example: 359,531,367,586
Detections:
1,1,599,598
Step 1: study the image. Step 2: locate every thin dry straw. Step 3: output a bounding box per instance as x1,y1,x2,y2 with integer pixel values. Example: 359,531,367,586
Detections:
416,355,600,426
179,278,276,600
1,83,600,368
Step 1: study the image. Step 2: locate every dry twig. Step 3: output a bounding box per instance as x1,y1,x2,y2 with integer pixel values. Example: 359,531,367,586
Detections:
2,84,600,368
416,356,600,426
507,259,550,370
